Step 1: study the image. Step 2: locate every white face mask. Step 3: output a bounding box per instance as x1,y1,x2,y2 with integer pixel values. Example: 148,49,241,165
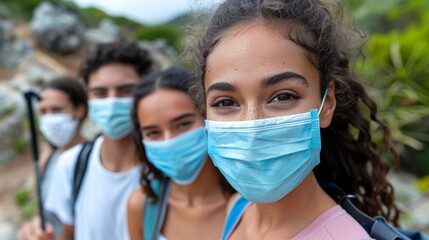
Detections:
39,113,79,147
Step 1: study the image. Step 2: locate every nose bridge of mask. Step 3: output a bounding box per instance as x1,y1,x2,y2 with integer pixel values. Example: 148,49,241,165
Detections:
317,88,329,117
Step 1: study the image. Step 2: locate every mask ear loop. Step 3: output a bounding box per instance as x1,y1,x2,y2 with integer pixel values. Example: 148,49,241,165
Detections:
318,87,329,117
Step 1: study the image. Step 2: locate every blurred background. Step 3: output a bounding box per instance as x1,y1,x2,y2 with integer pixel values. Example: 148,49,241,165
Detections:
0,0,428,238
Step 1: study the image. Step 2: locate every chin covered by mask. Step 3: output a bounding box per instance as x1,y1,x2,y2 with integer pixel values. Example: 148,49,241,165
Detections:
205,90,329,203
143,127,208,185
39,113,79,147
89,97,133,140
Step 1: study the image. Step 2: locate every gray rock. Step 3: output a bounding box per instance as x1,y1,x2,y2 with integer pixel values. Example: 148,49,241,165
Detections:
0,19,13,42
84,19,120,44
0,85,26,164
30,2,84,54
0,38,32,68
0,19,32,68
138,39,177,70
0,221,16,240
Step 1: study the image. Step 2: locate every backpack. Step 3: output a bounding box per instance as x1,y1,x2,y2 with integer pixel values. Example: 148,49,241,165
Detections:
323,182,429,240
222,184,429,240
71,140,96,216
143,178,171,240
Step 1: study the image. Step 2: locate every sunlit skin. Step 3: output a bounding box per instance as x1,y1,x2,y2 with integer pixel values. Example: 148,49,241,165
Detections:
38,88,85,171
127,88,227,240
205,22,337,239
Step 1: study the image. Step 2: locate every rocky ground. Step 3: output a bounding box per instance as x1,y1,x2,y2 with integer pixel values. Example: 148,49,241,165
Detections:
0,149,33,240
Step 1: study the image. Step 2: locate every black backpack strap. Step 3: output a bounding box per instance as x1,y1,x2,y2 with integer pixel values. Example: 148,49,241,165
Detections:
322,182,411,240
71,141,95,217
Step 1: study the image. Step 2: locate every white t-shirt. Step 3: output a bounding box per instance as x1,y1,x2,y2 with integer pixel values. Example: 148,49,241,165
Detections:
41,149,60,203
45,136,141,240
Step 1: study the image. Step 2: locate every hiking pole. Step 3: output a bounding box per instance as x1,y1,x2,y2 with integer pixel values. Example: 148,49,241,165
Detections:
23,91,46,231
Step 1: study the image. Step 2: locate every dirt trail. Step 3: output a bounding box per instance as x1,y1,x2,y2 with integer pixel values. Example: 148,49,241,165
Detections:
0,149,34,226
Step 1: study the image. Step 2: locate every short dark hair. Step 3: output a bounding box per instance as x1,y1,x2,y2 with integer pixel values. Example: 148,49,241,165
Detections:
42,75,88,120
79,38,153,85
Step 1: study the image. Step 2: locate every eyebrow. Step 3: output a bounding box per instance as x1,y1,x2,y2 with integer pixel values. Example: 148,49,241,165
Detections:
206,82,236,95
89,83,137,92
170,113,197,123
116,84,137,91
140,113,197,131
261,72,309,88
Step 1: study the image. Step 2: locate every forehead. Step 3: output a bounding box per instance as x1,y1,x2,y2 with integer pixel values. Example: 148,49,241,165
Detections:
137,88,196,124
88,63,140,87
39,88,70,106
205,22,319,88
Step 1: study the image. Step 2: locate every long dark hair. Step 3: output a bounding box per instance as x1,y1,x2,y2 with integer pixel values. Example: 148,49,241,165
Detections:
195,0,401,225
132,66,234,201
42,75,88,122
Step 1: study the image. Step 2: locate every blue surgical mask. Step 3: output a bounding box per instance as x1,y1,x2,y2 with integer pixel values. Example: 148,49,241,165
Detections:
143,127,208,185
89,97,133,140
205,90,328,203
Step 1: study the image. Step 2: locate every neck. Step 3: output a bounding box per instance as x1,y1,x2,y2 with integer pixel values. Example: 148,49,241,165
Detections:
251,173,335,238
59,131,85,153
100,134,138,172
169,159,227,207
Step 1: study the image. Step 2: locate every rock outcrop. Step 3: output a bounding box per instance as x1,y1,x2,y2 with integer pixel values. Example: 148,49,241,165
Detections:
30,2,84,54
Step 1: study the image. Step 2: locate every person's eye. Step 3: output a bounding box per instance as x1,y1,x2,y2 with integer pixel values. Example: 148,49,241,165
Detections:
269,92,300,103
143,131,161,140
178,121,192,130
92,90,107,98
119,88,134,97
211,98,239,108
52,107,64,113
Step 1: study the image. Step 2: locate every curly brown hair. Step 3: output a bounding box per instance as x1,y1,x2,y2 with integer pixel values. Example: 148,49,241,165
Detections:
195,0,401,225
78,38,153,84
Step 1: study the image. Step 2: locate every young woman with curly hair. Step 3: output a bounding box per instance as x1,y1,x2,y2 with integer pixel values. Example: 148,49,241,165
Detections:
194,0,401,239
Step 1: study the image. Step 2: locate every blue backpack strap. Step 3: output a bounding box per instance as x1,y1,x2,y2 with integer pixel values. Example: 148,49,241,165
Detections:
221,196,251,240
143,178,171,240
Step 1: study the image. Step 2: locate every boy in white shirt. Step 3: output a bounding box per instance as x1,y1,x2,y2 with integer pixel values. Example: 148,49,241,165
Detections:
27,39,153,240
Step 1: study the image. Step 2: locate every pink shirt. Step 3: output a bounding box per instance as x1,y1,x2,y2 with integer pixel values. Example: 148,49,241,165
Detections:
292,205,371,240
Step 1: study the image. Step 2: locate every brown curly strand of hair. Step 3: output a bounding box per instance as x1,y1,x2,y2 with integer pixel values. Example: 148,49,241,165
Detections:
195,0,401,225
78,38,153,84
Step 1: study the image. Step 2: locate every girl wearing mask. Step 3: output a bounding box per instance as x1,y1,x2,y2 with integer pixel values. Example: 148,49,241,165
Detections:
38,76,88,202
195,0,401,239
127,66,234,240
18,76,87,240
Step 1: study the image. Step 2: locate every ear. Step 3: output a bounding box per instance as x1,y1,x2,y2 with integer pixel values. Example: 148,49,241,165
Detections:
319,81,336,129
74,104,87,122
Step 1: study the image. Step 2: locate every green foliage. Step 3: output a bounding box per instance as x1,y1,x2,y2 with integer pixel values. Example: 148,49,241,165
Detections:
76,6,141,28
15,186,36,219
23,200,36,219
352,0,429,174
0,104,15,119
0,0,77,20
14,187,31,207
13,137,27,154
349,0,429,33
415,175,429,192
134,24,182,50
356,13,429,152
